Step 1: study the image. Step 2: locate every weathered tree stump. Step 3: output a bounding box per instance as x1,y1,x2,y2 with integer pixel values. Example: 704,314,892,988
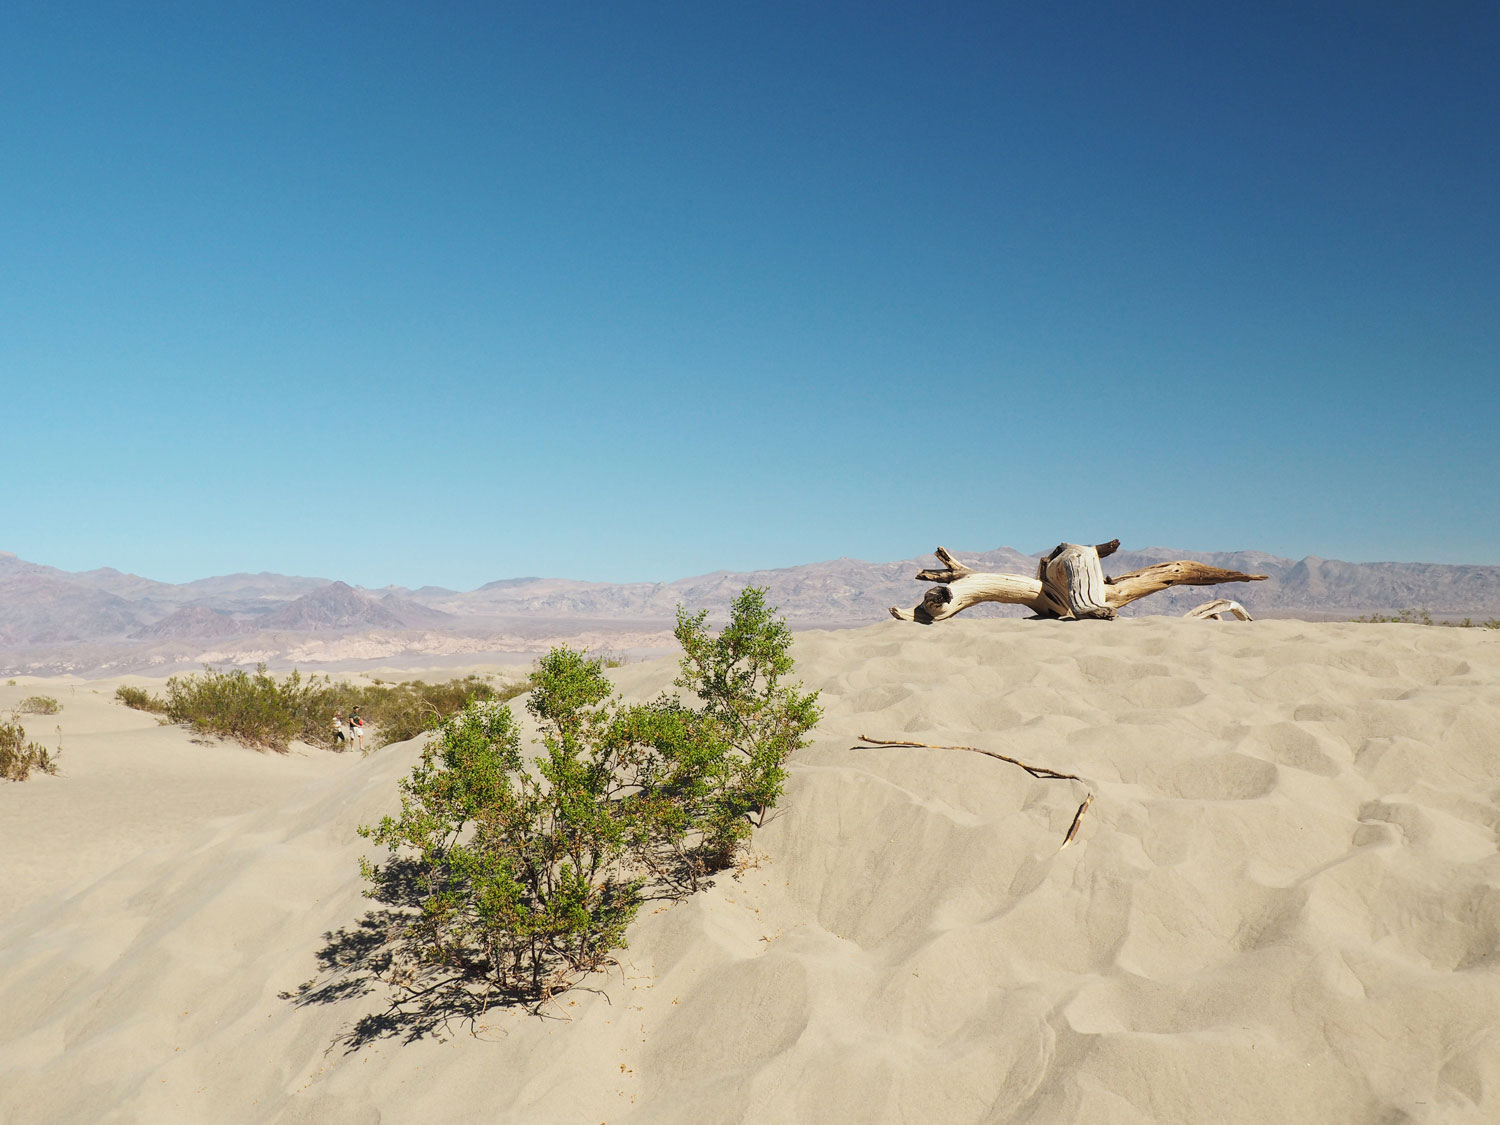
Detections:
891,542,1267,623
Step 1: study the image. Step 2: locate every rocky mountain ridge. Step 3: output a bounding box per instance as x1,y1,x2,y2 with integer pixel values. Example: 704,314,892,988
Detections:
1,546,1497,675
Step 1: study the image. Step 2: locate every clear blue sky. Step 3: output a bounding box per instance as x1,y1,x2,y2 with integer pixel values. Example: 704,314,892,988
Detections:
4,2,1497,588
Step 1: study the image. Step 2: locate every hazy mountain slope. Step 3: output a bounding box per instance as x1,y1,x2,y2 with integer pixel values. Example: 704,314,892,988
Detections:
0,572,144,645
262,583,417,631
2,546,1497,676
420,548,1044,623
129,606,246,640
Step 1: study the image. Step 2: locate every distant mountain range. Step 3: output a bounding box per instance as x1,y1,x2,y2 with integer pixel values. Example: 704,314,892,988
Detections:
2,546,1497,676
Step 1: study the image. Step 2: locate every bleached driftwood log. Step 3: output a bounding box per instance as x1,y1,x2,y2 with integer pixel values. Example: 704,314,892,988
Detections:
1042,540,1117,620
891,542,1267,623
1185,599,1253,621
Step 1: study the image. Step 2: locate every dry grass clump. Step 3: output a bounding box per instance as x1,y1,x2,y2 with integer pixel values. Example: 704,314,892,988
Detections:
1,718,59,781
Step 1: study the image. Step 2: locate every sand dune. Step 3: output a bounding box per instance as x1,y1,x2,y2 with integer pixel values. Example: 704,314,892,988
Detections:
3,618,1499,1122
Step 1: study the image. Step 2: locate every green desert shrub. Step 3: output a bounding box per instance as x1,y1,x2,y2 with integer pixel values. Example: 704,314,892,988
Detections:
158,665,332,753
363,675,643,997
116,685,168,713
1,719,59,781
18,695,61,715
671,588,824,868
360,587,820,1003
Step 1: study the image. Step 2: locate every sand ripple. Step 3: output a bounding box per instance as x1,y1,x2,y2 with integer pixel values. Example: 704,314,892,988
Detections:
3,618,1500,1121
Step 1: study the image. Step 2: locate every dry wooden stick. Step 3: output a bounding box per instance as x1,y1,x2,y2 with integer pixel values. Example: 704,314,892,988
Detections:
854,733,1096,848
855,734,1083,781
1061,793,1093,848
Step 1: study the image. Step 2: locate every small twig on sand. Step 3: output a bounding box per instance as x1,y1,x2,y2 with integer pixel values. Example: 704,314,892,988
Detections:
1061,793,1093,848
853,733,1096,848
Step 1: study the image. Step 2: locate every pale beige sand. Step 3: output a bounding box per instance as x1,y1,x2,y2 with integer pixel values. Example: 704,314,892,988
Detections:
2,619,1499,1123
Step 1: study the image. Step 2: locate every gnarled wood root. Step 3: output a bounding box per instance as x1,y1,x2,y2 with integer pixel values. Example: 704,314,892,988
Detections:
1185,598,1253,621
891,542,1267,623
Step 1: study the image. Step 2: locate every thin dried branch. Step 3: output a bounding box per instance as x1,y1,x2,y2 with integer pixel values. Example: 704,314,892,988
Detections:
890,557,1052,622
855,734,1083,780
854,733,1096,848
1103,560,1267,609
914,546,975,584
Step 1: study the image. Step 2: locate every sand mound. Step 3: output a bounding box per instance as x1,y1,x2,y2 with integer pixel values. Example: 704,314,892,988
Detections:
3,618,1499,1122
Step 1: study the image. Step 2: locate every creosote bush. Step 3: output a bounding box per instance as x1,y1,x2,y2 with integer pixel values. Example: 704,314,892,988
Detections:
360,587,820,1004
116,669,522,753
18,695,61,715
152,665,331,753
671,591,823,867
1,718,59,781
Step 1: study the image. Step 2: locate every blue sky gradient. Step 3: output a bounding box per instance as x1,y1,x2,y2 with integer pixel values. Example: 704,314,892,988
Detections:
4,2,1497,587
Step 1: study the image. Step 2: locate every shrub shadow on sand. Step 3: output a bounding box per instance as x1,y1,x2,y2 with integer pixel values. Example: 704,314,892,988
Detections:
284,845,735,1051
280,858,564,1051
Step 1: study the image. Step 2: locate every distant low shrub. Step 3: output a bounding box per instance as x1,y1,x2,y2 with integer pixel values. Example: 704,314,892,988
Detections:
1353,608,1435,625
1352,609,1499,628
158,665,339,753
18,695,61,715
144,666,524,754
116,685,168,713
1,718,59,781
354,676,526,749
360,587,821,1005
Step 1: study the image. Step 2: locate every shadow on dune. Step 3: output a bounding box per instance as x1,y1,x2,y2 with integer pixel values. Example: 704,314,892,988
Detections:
279,858,549,1051
282,840,726,1050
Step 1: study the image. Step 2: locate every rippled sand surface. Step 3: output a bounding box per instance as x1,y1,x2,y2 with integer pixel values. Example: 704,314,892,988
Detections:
2,618,1498,1122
